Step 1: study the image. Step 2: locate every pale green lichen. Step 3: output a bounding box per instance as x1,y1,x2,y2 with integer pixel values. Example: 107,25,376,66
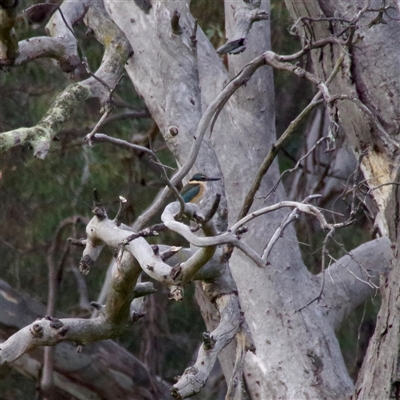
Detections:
0,83,91,158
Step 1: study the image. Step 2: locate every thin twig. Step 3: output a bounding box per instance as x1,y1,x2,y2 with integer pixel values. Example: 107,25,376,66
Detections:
328,254,378,290
114,196,127,226
366,181,400,195
238,53,345,220
150,159,186,219
89,132,186,217
86,105,114,145
120,223,167,245
262,195,321,263
90,133,156,155
264,137,328,201
296,227,335,313
262,209,299,264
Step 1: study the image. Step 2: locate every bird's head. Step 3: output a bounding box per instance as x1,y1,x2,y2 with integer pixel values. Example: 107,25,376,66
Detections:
189,173,220,183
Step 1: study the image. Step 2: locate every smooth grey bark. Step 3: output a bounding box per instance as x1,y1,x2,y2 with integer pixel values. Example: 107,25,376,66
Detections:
0,0,397,398
106,0,393,398
217,2,351,398
0,279,171,400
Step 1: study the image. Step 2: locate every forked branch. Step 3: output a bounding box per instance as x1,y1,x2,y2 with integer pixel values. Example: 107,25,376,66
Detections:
0,0,132,158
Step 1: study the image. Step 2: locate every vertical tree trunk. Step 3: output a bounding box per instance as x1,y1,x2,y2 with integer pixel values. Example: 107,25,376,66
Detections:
284,1,400,398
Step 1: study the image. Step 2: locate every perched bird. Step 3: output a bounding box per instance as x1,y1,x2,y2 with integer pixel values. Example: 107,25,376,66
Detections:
180,173,220,203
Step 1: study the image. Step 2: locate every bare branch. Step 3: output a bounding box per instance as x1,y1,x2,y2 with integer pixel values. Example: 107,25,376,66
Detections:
0,314,126,365
0,280,169,398
217,1,269,55
264,137,328,201
262,208,299,264
12,0,86,69
90,132,186,221
232,200,333,233
85,104,114,145
0,0,132,158
133,35,346,230
0,217,148,365
162,202,265,269
90,133,156,155
238,52,345,219
171,294,241,398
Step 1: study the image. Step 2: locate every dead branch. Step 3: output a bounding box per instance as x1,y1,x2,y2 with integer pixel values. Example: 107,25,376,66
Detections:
133,31,348,231
171,294,241,398
161,202,265,268
13,0,85,69
217,1,269,55
0,0,132,158
0,279,170,399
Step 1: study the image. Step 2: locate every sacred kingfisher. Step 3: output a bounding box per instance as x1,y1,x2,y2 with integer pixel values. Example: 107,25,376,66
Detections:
180,173,220,203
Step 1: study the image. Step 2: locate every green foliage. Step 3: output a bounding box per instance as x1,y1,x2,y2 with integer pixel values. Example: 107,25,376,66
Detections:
0,4,198,396
191,0,225,48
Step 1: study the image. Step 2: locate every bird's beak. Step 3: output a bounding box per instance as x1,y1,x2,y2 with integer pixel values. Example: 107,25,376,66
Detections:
206,177,221,181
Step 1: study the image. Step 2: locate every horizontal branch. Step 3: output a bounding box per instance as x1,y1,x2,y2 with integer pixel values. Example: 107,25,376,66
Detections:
322,237,393,330
81,203,228,299
0,314,123,365
13,0,88,69
231,200,339,233
0,280,170,399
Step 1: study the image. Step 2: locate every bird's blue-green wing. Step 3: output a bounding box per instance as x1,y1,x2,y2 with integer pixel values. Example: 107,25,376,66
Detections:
181,185,200,203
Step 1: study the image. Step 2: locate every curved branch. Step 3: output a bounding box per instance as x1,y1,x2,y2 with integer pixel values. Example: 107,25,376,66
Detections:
237,52,345,219
137,39,345,235
0,0,132,158
133,35,346,230
231,200,333,233
161,202,218,286
13,0,87,69
1,229,144,365
162,202,265,268
0,281,170,399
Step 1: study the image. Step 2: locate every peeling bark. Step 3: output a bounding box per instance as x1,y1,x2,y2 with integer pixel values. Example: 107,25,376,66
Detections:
285,1,400,398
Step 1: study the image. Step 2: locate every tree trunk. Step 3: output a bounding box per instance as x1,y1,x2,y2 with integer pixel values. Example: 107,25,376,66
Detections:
284,1,400,398
106,0,394,397
0,0,398,398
